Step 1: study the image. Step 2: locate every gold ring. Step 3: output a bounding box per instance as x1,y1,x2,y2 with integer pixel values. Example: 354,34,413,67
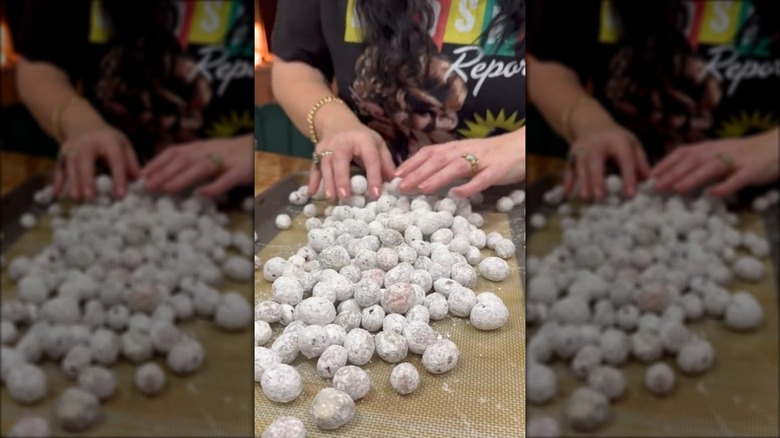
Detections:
461,153,480,175
312,150,334,166
716,152,735,174
208,152,225,172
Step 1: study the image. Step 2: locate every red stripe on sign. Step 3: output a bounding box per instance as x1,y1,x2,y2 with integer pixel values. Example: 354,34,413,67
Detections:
687,0,705,50
431,0,451,52
178,1,196,51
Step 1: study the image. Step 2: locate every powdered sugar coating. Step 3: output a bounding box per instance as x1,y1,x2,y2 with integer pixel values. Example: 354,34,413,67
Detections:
297,325,330,359
374,330,409,363
309,388,355,430
479,257,510,281
421,339,459,374
676,339,714,374
77,366,116,400
527,415,559,438
7,416,51,438
262,416,306,438
724,291,763,331
166,338,204,375
496,197,515,212
470,296,509,330
296,297,337,326
733,256,765,282
261,363,303,403
255,347,281,382
564,387,610,432
447,286,477,317
494,239,516,259
527,363,556,404
644,362,675,396
134,362,166,396
276,214,292,230
55,387,101,432
424,293,449,320
390,362,420,395
587,366,626,400
343,328,374,365
62,345,93,379
316,345,348,378
255,320,272,346
381,283,416,314
332,365,370,400
404,321,437,355
6,364,47,404
530,213,546,228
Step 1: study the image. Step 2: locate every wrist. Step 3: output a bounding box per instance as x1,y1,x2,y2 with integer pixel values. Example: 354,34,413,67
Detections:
492,127,525,149
228,134,253,150
60,106,109,143
568,101,619,142
749,127,779,150
313,101,364,142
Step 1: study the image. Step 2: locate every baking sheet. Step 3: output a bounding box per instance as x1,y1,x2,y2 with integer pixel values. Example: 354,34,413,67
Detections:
1,174,254,437
525,175,780,437
254,172,526,437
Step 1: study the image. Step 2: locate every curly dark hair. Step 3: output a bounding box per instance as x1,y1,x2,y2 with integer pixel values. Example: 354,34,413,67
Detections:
607,0,779,155
354,0,524,89
100,0,254,86
94,0,253,158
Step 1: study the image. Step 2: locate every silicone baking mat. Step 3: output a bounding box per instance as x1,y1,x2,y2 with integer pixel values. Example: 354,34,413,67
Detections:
525,174,779,437
1,174,254,437
254,172,526,437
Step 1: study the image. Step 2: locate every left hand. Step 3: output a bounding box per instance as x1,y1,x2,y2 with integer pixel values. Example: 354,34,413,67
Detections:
140,136,253,197
651,131,779,197
395,130,525,197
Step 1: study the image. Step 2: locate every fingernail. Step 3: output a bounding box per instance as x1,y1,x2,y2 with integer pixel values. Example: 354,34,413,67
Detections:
325,190,333,199
338,188,347,199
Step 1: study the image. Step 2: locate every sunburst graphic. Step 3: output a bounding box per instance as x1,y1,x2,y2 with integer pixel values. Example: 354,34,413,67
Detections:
458,109,525,139
204,110,254,138
715,111,777,138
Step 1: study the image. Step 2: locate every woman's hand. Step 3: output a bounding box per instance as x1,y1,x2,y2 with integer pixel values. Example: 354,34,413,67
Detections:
651,129,780,197
141,136,253,197
394,129,525,198
55,123,140,201
311,120,396,200
565,124,650,201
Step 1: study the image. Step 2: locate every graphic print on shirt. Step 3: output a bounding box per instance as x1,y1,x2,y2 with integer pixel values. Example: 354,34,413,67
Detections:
458,109,525,138
598,0,778,150
88,0,253,152
345,0,524,162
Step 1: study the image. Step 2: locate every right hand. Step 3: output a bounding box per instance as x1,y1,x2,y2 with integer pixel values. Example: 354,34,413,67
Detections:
55,123,140,201
564,124,650,201
310,120,395,200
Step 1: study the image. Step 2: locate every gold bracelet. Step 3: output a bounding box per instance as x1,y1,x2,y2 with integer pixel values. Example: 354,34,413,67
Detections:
51,95,86,143
561,94,593,143
306,96,344,144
